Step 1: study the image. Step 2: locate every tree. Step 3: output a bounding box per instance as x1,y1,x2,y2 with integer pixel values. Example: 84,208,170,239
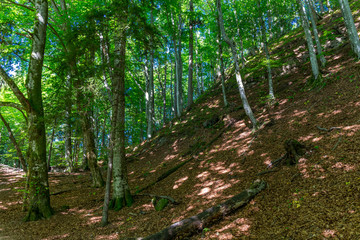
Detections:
306,0,326,67
257,0,275,101
338,0,360,59
216,0,258,129
187,0,194,109
0,0,53,221
296,0,320,81
109,0,134,211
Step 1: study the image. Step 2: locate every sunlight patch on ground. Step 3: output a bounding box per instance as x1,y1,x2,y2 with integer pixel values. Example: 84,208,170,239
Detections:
322,229,338,238
331,162,356,171
208,218,251,239
197,171,210,180
198,187,211,195
95,233,119,240
0,203,8,210
173,176,188,189
43,233,70,239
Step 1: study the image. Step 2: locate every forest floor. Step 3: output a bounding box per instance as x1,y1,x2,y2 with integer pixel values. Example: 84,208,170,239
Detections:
1,6,360,240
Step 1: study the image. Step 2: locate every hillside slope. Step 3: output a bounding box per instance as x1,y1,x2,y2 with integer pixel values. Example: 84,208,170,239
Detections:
1,4,360,240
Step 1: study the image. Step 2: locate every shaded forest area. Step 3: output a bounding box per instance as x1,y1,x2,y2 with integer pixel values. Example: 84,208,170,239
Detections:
1,0,360,239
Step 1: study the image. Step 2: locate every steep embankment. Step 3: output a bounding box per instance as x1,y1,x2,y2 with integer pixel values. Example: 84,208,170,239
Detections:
0,4,360,240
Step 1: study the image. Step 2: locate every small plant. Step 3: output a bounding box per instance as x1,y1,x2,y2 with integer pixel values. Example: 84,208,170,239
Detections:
314,145,319,149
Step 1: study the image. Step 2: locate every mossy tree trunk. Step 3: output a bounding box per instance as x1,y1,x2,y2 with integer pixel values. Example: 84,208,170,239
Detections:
110,0,134,211
25,0,53,220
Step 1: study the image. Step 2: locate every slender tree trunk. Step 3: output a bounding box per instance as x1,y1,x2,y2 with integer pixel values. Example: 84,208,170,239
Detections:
231,0,246,68
172,6,183,117
297,0,320,81
338,0,360,59
146,6,155,138
0,113,27,172
110,0,133,211
24,0,53,221
257,0,275,100
160,66,167,124
47,119,57,171
217,0,258,129
170,58,175,119
64,76,72,171
306,0,327,67
187,0,194,109
216,13,228,107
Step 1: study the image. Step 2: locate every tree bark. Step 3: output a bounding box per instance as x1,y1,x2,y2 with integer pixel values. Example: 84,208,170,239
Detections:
47,118,57,171
296,0,320,81
216,12,228,107
306,0,326,67
24,0,53,221
142,180,266,240
257,0,275,100
187,0,194,109
338,0,360,59
110,0,133,211
216,0,258,129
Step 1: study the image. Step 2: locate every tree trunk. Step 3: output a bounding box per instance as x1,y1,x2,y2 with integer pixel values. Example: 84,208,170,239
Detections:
110,1,133,211
81,112,104,187
146,6,155,138
64,76,73,171
306,0,327,67
47,119,57,171
296,0,320,81
173,5,183,117
187,0,194,109
24,0,53,221
338,0,360,59
216,0,258,129
257,0,275,100
0,113,27,172
216,13,228,107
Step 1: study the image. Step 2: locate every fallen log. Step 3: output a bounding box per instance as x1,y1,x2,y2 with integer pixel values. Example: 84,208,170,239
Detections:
139,179,266,240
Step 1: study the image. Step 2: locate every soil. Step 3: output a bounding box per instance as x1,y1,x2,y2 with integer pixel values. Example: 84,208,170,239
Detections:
1,7,360,240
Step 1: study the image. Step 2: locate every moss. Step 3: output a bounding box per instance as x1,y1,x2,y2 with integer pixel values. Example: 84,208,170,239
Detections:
154,198,169,211
110,190,133,211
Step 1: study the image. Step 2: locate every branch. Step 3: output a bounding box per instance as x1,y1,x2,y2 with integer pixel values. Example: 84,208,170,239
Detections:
0,102,28,123
47,22,67,52
0,112,27,172
128,70,145,94
2,0,34,11
0,66,30,112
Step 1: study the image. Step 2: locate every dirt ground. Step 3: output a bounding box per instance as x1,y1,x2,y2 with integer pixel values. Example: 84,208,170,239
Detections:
1,7,360,240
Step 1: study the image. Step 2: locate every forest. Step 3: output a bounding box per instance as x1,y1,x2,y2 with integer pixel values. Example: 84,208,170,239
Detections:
0,0,360,239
